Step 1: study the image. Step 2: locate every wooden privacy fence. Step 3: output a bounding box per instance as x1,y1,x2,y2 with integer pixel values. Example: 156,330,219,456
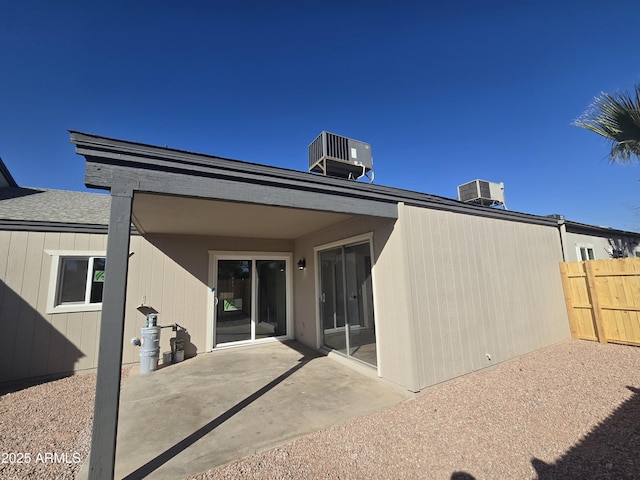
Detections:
559,258,640,346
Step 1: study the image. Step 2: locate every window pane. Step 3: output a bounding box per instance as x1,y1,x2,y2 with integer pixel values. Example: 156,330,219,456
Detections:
587,248,595,260
90,257,106,303
58,258,89,304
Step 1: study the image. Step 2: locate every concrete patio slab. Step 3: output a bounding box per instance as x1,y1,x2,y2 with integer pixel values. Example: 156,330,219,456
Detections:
80,341,408,480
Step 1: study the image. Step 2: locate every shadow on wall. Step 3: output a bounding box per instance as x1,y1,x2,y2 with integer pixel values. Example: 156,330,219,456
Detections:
176,327,197,359
532,386,640,479
0,280,85,388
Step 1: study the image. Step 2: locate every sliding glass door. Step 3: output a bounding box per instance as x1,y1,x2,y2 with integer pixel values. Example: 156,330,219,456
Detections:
319,241,377,366
214,255,289,346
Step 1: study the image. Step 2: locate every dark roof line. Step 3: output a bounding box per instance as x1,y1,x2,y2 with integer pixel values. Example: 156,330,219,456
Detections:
564,219,640,238
70,131,563,228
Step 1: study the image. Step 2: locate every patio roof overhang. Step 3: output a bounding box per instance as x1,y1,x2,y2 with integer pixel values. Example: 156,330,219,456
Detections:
69,131,402,479
71,131,399,240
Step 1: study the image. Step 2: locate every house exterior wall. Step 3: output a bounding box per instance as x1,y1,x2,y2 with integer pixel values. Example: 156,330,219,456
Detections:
0,207,575,390
293,214,418,391
0,230,107,382
129,234,293,362
400,204,571,390
564,231,640,262
0,229,293,382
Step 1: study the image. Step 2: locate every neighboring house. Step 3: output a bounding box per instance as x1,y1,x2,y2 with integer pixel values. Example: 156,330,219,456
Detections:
1,135,639,393
562,220,640,261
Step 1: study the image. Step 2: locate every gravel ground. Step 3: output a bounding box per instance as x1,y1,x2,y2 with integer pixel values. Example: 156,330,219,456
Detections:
1,341,639,480
188,340,640,480
0,368,130,480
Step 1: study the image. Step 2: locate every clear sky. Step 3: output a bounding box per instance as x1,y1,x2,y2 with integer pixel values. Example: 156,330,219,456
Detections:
2,1,639,230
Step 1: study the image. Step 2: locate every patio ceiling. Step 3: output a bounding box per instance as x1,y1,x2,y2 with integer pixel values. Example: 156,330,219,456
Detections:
132,193,354,239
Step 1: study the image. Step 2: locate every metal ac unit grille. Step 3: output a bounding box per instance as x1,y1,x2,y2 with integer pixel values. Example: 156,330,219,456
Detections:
326,132,349,161
478,180,491,199
458,182,480,203
457,179,505,208
308,131,373,180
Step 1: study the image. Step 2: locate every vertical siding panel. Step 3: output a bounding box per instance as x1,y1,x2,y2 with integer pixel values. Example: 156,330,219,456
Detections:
408,207,428,386
65,314,84,372
161,255,176,325
404,205,570,389
88,233,107,252
424,210,446,384
48,314,68,374
13,232,45,379
172,259,186,326
0,231,11,281
58,233,76,250
73,233,90,251
446,213,466,377
151,246,165,314
183,267,201,354
408,208,432,385
31,232,61,377
0,231,12,380
478,216,499,362
78,311,99,370
458,217,486,371
1,232,28,381
124,236,144,364
467,216,489,371
458,214,477,372
193,280,207,354
510,222,530,355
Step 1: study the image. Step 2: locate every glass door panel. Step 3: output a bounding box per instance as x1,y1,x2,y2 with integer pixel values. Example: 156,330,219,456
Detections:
256,260,287,339
344,243,376,366
216,260,252,344
319,248,347,355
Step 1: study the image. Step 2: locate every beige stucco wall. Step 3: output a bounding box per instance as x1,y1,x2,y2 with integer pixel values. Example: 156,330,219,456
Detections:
400,204,571,390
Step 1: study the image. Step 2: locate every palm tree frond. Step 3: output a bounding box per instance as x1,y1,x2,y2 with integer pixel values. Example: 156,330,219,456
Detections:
574,85,640,164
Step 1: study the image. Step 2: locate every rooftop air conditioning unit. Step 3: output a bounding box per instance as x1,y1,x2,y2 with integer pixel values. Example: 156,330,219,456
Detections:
309,131,373,181
457,179,506,208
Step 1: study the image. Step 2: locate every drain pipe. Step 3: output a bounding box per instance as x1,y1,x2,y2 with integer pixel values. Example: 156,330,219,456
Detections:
548,214,568,262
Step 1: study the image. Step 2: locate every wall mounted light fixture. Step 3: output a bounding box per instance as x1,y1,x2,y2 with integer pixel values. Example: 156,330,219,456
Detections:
297,259,306,270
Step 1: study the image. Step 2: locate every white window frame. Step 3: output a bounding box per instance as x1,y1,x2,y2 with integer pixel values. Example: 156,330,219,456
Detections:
46,250,106,314
575,243,595,262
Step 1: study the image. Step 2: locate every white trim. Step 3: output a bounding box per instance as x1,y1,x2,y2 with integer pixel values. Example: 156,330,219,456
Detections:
313,232,374,254
46,250,107,314
575,243,595,261
207,251,293,351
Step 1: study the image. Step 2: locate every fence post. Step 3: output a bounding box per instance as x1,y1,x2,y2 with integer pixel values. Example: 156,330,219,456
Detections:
584,261,607,344
559,262,578,339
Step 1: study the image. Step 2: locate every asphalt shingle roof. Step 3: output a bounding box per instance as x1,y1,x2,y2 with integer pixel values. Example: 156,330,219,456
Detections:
0,187,110,225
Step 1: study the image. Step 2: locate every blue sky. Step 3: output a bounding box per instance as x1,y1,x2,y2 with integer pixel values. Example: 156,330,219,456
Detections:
1,1,640,230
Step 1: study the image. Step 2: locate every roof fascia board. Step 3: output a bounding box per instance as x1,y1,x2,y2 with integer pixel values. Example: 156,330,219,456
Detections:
72,131,559,227
565,221,640,238
0,219,111,234
85,162,399,219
